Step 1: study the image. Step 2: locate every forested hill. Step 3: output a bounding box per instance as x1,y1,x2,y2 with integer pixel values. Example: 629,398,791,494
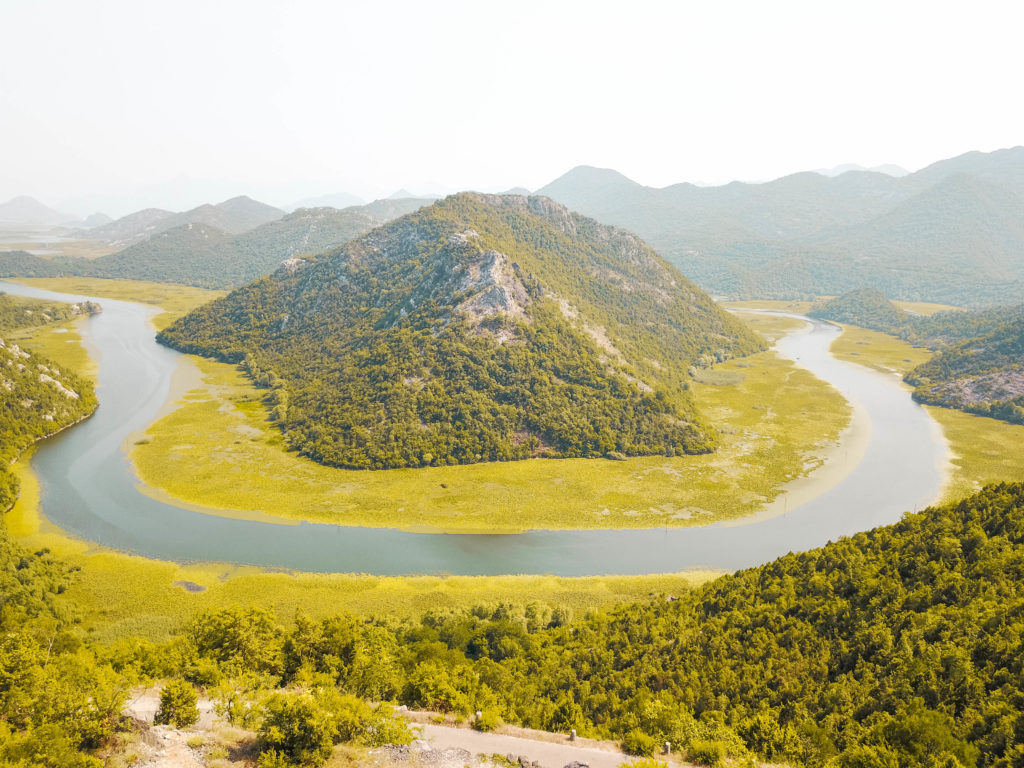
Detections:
538,146,1024,305
0,294,98,510
159,193,763,469
907,318,1024,424
0,200,435,289
808,287,909,331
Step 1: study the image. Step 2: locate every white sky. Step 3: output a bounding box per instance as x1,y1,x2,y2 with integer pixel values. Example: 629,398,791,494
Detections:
2,0,1023,216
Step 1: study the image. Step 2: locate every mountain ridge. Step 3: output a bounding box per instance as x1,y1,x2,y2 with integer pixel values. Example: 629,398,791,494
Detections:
537,147,1024,305
158,192,764,469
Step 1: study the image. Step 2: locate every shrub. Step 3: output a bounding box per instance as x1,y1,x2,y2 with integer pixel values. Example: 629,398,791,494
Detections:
688,739,727,768
621,729,657,756
154,679,200,728
473,710,503,732
258,691,334,767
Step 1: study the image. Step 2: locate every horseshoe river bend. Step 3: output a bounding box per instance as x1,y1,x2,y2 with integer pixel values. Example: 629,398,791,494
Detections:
1,280,948,576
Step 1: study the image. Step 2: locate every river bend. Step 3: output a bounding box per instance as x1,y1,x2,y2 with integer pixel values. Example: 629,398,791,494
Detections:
1,281,947,575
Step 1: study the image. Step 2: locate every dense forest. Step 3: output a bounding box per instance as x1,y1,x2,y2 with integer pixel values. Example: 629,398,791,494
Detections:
809,289,1024,425
5,482,1023,766
0,294,98,509
158,193,763,469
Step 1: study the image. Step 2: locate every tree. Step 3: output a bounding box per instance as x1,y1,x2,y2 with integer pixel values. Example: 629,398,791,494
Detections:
154,679,200,728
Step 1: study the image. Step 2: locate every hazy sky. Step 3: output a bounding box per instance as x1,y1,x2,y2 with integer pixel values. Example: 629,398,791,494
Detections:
2,0,1022,216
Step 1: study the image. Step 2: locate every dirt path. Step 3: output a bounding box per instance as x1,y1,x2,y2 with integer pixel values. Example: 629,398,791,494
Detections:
410,722,692,768
124,688,217,768
134,726,204,768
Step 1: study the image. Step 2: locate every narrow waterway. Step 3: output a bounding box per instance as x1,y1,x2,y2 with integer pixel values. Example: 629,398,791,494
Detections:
2,280,947,575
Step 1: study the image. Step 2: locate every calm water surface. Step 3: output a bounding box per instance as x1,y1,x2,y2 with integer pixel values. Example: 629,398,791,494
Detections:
2,280,947,575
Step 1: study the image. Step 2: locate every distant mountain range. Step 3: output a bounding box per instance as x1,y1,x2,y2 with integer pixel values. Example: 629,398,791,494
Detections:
158,193,763,469
812,162,909,177
0,196,77,226
79,195,285,248
285,192,364,212
0,197,435,289
536,147,1024,306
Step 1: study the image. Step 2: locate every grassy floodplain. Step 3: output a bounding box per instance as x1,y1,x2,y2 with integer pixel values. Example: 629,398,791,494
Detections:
828,322,1024,503
0,278,732,640
7,459,717,642
130,312,851,532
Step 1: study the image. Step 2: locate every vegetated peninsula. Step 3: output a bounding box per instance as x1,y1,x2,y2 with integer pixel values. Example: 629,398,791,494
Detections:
0,293,98,509
158,193,764,469
809,288,1024,425
907,318,1024,424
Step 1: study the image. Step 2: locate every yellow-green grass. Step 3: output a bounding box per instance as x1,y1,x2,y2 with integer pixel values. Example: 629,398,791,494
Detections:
13,277,224,330
130,313,850,532
4,316,96,380
6,456,717,643
893,300,965,316
0,239,116,259
828,324,1024,503
828,324,933,376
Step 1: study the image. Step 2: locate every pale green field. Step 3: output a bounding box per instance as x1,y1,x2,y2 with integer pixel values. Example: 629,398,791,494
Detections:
14,276,224,330
130,313,850,532
828,324,933,376
721,299,818,315
892,299,964,316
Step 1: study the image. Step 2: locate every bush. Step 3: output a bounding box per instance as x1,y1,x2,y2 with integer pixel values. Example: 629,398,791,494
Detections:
154,679,200,728
621,729,657,756
688,739,727,768
258,691,335,767
473,710,503,732
621,759,670,768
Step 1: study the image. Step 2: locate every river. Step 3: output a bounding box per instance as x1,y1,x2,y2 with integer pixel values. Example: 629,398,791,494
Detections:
1,280,948,575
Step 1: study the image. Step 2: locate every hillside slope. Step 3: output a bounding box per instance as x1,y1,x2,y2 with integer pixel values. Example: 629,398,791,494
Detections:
159,193,763,469
907,318,1024,424
0,294,98,508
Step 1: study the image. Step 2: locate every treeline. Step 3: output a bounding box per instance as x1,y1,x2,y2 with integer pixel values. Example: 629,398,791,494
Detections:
159,194,763,469
810,289,1024,426
0,295,98,509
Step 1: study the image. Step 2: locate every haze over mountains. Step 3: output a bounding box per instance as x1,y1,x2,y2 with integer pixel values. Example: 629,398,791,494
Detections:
0,195,78,226
159,193,762,469
537,147,1024,305
3,146,1023,304
0,196,434,289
